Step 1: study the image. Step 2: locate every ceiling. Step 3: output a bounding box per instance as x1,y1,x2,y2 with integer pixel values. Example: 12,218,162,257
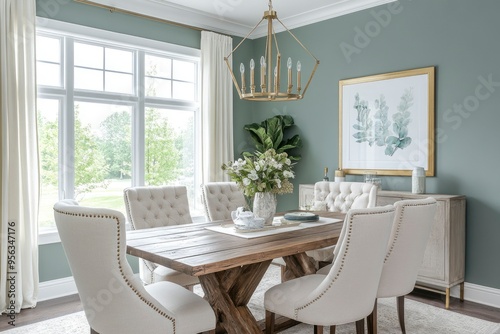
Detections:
82,0,396,38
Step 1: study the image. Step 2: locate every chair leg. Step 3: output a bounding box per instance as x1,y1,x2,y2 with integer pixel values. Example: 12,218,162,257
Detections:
355,319,364,334
330,325,336,334
397,295,406,334
314,325,324,334
266,310,276,334
367,298,378,334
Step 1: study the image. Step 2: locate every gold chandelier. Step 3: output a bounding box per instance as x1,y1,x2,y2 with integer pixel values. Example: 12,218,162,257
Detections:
224,0,319,102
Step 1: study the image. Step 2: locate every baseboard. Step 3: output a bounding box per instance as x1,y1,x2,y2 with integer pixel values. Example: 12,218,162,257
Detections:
451,282,500,309
38,276,500,309
38,276,77,302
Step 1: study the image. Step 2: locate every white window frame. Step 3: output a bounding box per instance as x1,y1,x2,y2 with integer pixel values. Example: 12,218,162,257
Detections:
37,18,202,245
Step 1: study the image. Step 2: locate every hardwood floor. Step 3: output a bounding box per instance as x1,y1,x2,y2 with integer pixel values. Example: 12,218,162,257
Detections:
1,288,499,332
406,289,500,323
0,294,83,331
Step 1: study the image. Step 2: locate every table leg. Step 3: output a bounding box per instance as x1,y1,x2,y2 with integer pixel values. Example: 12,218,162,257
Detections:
282,252,317,281
460,282,465,302
199,260,271,334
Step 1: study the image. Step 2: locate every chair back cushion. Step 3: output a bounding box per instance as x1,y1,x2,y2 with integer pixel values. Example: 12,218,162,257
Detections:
124,185,192,229
314,181,377,212
377,197,437,298
295,205,395,324
53,200,176,333
201,182,247,221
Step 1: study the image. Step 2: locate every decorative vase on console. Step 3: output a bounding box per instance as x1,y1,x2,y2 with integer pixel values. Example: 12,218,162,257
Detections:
253,192,277,225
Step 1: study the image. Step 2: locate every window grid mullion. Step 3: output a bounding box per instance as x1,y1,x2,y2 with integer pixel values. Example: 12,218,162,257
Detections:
62,36,75,200
135,50,145,187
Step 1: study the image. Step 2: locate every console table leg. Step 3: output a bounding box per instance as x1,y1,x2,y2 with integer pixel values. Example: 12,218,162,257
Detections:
460,282,465,302
445,288,450,309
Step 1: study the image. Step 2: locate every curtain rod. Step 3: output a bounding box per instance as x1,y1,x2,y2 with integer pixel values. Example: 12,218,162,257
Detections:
73,0,203,32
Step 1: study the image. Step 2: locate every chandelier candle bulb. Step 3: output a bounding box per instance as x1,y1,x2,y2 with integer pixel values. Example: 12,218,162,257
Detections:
274,66,278,94
240,63,246,93
260,56,266,92
275,53,281,95
287,57,292,93
250,58,255,92
297,61,301,93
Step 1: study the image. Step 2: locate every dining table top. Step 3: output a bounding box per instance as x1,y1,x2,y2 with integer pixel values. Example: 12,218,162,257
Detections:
126,211,346,277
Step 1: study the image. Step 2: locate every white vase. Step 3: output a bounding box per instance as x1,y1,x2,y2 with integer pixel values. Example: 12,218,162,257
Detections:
253,192,277,226
412,167,426,194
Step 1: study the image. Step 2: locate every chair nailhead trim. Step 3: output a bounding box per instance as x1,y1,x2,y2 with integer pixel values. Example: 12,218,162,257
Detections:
384,202,432,263
294,208,394,319
54,208,177,333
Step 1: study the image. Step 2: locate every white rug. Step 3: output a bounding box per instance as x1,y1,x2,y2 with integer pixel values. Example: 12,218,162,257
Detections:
4,266,500,334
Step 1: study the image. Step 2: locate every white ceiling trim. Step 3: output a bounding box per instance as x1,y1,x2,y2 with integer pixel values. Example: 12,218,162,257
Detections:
83,0,397,38
276,0,397,37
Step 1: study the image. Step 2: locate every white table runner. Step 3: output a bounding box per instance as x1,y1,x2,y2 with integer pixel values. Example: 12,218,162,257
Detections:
205,216,342,239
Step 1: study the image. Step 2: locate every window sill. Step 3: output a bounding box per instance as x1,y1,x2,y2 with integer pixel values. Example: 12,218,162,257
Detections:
39,217,206,245
38,230,61,245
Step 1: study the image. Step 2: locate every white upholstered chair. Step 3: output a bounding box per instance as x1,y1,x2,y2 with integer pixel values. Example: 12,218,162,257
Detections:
265,205,395,334
123,185,199,288
313,181,378,212
200,182,247,222
306,181,378,263
200,181,287,278
53,200,216,334
317,198,437,334
368,197,437,334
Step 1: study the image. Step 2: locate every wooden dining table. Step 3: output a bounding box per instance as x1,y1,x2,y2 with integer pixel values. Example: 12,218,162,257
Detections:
126,212,345,334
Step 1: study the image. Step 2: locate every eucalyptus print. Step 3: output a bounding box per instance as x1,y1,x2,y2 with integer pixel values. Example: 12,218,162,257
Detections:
385,88,413,156
351,89,414,156
352,93,373,145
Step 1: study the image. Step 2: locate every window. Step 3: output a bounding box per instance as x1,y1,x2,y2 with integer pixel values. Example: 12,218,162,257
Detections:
36,19,202,242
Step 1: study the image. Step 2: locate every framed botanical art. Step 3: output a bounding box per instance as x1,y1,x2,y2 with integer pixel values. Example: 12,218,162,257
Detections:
339,66,435,176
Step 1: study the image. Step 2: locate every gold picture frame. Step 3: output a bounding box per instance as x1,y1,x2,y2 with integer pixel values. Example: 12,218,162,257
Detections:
339,66,435,176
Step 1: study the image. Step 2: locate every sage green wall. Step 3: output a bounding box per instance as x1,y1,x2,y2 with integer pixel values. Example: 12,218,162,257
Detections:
35,0,201,282
36,0,200,48
236,0,500,289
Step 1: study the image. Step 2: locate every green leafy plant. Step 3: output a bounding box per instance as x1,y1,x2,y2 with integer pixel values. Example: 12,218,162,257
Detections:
243,115,302,160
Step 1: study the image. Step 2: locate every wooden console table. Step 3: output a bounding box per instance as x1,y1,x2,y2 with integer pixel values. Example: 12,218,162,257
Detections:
299,185,466,309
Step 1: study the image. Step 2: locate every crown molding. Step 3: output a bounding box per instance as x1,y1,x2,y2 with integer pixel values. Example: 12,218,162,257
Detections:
79,0,396,38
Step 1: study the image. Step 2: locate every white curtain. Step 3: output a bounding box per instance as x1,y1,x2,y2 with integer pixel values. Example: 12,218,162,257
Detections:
0,0,39,313
200,31,234,182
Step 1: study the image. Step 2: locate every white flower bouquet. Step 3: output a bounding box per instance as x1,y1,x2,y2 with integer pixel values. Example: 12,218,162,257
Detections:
222,149,295,197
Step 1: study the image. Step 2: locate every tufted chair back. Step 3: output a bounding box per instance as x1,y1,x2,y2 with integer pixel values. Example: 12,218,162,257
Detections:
201,182,247,222
314,181,377,213
123,185,199,286
53,200,216,334
124,185,192,229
